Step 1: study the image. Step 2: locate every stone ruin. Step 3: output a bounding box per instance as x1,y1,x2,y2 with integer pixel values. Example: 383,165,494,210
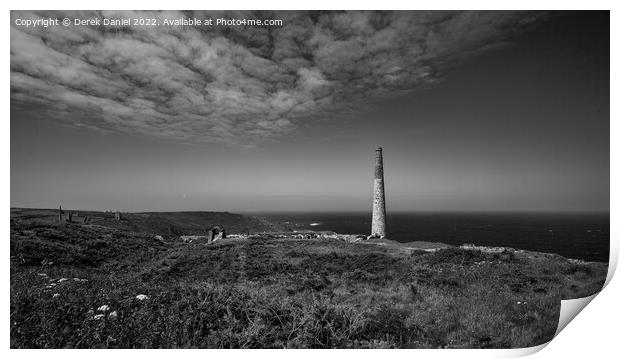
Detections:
57,206,90,224
179,225,226,244
208,225,226,243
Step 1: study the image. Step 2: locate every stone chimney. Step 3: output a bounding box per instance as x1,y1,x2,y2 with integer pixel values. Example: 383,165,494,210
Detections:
371,147,387,238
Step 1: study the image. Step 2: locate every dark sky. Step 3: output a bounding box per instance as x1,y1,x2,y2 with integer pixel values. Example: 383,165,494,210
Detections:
10,11,609,212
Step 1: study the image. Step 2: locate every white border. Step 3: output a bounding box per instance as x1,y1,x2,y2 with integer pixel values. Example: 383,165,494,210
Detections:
3,2,617,358
2,1,619,10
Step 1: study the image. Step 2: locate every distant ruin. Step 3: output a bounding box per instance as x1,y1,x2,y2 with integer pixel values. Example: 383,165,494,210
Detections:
57,206,90,224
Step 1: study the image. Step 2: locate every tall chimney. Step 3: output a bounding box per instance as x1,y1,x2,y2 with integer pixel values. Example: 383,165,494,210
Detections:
371,147,387,238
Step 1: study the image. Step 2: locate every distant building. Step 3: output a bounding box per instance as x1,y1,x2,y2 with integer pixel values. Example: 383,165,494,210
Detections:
57,206,89,223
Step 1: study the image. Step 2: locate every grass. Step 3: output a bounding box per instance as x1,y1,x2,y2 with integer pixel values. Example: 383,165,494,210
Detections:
10,207,286,239
10,220,607,348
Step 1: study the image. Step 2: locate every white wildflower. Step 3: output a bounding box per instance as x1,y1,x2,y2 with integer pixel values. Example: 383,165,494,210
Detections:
97,305,110,312
93,314,104,320
53,293,60,298
135,294,149,301
38,273,47,277
58,278,68,282
517,301,522,305
108,311,118,319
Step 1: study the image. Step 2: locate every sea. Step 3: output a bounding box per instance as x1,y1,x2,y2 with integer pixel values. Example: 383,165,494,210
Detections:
255,212,610,263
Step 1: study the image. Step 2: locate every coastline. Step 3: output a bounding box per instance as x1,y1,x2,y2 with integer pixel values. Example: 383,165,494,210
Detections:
10,217,607,348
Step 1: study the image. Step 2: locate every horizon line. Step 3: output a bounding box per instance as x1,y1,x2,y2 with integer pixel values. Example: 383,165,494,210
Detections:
10,206,611,215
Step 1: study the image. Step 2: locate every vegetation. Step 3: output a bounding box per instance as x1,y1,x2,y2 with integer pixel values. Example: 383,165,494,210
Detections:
10,217,607,348
10,208,285,238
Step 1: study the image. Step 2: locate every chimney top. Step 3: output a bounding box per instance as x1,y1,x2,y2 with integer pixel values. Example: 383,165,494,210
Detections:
376,147,383,151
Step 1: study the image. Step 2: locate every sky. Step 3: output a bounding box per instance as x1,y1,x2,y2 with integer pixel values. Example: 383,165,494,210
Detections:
10,10,609,213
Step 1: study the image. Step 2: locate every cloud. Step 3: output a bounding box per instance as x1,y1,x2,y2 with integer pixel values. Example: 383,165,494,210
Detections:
10,10,543,145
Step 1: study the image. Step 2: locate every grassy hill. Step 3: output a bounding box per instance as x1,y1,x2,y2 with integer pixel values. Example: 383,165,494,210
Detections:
10,214,607,348
10,208,286,238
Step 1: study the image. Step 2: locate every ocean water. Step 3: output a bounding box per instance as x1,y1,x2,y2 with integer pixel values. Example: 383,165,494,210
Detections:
256,212,610,263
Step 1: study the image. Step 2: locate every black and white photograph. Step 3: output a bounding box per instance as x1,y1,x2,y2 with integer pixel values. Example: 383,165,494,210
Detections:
9,7,612,350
